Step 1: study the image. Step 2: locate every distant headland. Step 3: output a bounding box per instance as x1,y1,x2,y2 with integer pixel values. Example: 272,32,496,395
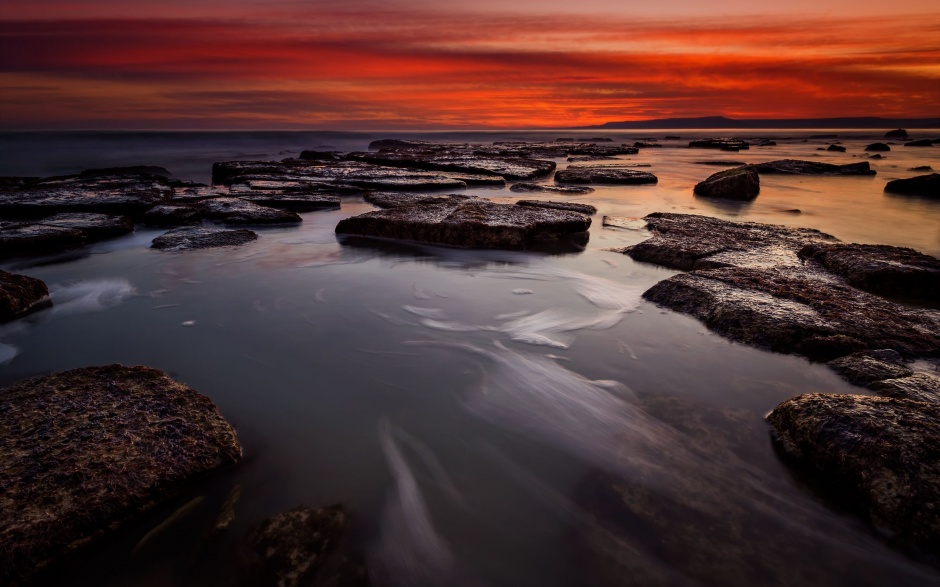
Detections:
580,116,940,130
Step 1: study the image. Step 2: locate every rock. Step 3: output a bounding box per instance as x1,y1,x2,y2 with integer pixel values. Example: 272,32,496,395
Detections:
754,160,875,175
32,212,133,241
141,204,204,226
79,166,173,178
555,167,658,185
904,139,934,147
767,393,940,556
197,198,302,225
865,143,891,152
509,183,595,195
555,137,575,143
868,154,885,159
694,160,747,166
693,165,760,200
826,144,847,152
298,150,340,161
567,145,638,156
335,199,591,250
633,142,661,148
566,156,620,163
870,373,940,403
601,216,647,230
688,138,749,150
0,173,174,217
827,352,914,386
238,193,340,212
0,365,241,584
909,166,933,172
588,137,613,142
152,227,258,251
885,129,909,139
0,213,134,257
362,192,476,209
515,200,597,214
665,135,681,140
798,242,940,302
810,134,838,139
237,505,370,587
884,173,940,197
346,150,551,181
0,270,49,322
753,139,777,147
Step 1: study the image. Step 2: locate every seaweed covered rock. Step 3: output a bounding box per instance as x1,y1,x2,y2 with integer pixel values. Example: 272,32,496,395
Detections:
767,394,940,556
336,199,591,250
0,365,241,584
152,227,258,251
798,242,940,303
555,167,658,185
515,200,597,214
884,173,940,198
0,270,48,322
0,173,174,217
237,505,369,587
509,183,595,195
754,160,875,175
693,165,760,200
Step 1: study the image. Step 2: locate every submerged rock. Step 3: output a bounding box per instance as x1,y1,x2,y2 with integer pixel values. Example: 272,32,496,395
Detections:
798,242,940,302
0,173,174,217
688,138,749,150
754,160,875,175
555,167,658,185
515,200,597,214
197,198,302,225
152,227,258,251
0,270,49,322
884,173,940,197
509,183,595,195
767,393,940,556
237,505,369,587
693,165,760,200
904,139,934,147
865,143,891,152
336,199,591,250
0,365,241,584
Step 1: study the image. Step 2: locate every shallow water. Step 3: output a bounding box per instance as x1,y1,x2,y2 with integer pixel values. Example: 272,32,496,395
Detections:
1,130,939,586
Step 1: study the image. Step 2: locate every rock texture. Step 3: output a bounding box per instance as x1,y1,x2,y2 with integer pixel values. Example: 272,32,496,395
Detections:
555,167,658,185
688,138,749,150
0,365,241,584
767,394,940,556
362,192,476,209
0,270,49,322
693,165,760,200
865,143,891,152
509,183,595,195
0,213,133,257
152,227,258,251
0,173,174,217
515,200,597,214
197,198,302,225
884,173,939,197
754,160,875,175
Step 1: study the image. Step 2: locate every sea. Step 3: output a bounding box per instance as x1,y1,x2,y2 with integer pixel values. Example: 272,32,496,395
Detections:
1,129,939,586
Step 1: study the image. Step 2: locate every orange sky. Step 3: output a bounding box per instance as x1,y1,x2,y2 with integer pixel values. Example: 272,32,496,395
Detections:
1,1,938,129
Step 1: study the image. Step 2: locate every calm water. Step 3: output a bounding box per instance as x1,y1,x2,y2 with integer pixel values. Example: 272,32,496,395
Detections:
1,130,939,586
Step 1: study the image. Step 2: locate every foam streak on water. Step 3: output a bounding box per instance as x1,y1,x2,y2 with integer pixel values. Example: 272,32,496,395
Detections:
48,278,136,317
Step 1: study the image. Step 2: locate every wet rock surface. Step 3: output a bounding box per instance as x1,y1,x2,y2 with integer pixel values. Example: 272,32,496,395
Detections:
0,173,174,217
197,198,302,225
0,213,134,257
870,373,940,404
515,200,597,214
884,173,940,197
827,352,914,387
141,204,205,226
152,227,259,251
754,159,875,175
347,149,550,181
865,143,891,152
767,393,940,556
555,167,658,185
362,192,476,209
688,138,749,150
336,199,591,250
509,182,595,195
693,165,760,200
826,144,847,152
0,270,49,322
798,242,940,303
0,365,241,584
694,160,746,166
237,505,369,587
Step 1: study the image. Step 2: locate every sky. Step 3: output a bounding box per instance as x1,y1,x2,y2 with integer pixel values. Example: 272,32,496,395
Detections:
1,0,938,129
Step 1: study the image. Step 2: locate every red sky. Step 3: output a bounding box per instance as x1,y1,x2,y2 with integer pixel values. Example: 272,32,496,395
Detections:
1,0,938,129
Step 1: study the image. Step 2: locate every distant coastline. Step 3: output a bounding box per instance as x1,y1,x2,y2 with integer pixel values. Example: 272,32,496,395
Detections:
579,116,940,130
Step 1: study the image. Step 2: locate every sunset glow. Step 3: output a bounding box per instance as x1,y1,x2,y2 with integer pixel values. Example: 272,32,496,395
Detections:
1,0,938,129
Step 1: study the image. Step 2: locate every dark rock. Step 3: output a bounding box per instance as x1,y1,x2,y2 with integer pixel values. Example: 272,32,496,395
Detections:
909,166,933,172
566,156,620,163
798,242,940,302
33,212,133,241
870,373,940,403
754,139,777,147
79,166,173,178
865,143,891,152
693,165,760,200
152,227,258,251
694,160,747,166
884,173,940,197
238,193,340,212
567,145,638,156
688,138,750,150
363,192,476,209
0,365,241,584
904,139,934,147
588,137,613,142
827,352,914,386
346,150,550,181
767,393,940,555
826,144,847,152
754,160,875,175
0,173,174,217
141,204,204,226
213,160,475,191
555,167,658,185
197,198,302,225
633,142,661,148
336,200,590,250
298,150,340,161
665,135,681,140
0,213,133,257
885,129,909,139
516,200,597,214
868,154,885,159
509,183,595,195
0,270,49,322
237,505,370,587
810,134,839,139
555,137,575,143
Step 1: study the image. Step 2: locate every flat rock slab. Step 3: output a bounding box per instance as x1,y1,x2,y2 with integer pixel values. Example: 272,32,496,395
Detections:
555,167,658,185
870,373,940,404
695,160,747,166
347,150,550,181
827,352,914,387
510,183,595,195
363,192,477,209
0,173,174,217
767,393,940,556
237,506,369,587
0,270,49,322
688,138,750,150
0,213,133,257
152,227,258,251
197,198,302,225
754,159,875,175
237,193,340,212
141,204,205,226
515,200,597,214
798,242,940,303
336,200,591,250
693,165,760,200
884,173,939,197
0,365,241,583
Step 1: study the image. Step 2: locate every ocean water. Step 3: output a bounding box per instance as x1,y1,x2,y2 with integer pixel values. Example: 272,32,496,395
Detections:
1,130,939,586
